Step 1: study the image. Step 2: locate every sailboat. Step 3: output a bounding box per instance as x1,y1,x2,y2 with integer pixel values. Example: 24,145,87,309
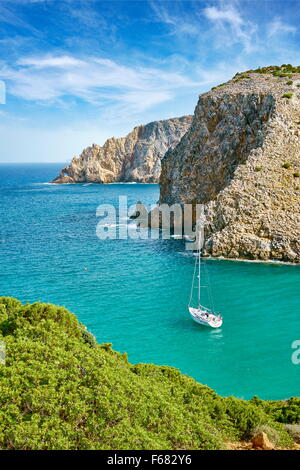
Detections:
188,239,223,328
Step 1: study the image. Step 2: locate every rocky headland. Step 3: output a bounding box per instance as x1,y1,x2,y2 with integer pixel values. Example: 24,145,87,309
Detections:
158,65,300,263
52,116,192,184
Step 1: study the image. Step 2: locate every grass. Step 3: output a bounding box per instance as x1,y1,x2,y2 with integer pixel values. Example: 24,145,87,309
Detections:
285,424,300,443
0,297,297,450
211,83,226,90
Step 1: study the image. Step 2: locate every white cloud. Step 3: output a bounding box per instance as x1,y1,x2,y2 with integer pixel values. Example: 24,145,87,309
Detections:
1,54,200,115
203,4,257,52
204,6,244,26
17,56,85,68
268,18,297,38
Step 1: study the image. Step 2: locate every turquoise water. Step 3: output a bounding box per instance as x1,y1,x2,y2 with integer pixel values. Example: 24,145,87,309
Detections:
0,164,299,400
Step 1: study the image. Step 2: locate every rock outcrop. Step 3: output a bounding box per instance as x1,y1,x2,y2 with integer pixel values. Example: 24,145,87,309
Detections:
52,116,192,184
159,66,300,263
251,431,274,450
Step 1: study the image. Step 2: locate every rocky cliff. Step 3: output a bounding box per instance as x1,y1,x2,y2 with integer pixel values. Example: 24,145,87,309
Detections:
52,116,192,184
159,66,300,263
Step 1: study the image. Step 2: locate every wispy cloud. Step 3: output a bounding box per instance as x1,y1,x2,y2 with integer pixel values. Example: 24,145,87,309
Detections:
0,53,200,115
149,0,199,36
0,1,39,31
1,0,300,163
203,4,257,52
267,18,297,38
150,0,257,51
17,56,85,68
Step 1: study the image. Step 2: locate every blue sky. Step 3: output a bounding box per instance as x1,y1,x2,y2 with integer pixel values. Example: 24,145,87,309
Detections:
0,0,300,163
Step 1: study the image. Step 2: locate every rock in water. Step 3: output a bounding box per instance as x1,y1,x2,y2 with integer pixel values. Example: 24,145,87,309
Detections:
129,201,148,222
159,66,300,263
52,116,192,184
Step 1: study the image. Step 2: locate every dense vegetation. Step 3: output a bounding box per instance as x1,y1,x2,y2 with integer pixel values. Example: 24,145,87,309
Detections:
0,297,299,450
231,64,300,80
245,64,300,76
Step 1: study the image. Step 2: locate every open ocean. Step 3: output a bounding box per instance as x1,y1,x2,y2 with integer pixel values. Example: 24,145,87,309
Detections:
0,163,299,400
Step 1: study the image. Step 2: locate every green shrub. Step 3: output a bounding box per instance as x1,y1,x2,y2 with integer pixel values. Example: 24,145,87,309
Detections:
255,166,263,172
293,172,300,178
253,397,300,424
282,93,293,99
282,162,292,169
252,65,300,75
0,297,296,450
211,83,226,90
274,72,289,78
286,81,293,85
234,74,251,82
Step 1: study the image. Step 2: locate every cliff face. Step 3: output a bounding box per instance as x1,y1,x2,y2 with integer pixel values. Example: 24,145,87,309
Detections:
52,116,192,184
159,68,300,263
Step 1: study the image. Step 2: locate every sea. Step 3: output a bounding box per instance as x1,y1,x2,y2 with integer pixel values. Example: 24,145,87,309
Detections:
0,163,299,400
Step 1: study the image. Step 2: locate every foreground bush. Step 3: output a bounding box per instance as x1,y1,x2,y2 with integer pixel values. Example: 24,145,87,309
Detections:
285,424,300,443
0,297,297,450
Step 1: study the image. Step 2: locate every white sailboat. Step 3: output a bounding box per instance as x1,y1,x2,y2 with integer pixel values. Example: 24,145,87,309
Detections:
188,237,223,328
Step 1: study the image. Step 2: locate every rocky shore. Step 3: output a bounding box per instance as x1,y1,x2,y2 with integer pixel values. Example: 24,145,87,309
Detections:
52,116,192,184
52,65,300,263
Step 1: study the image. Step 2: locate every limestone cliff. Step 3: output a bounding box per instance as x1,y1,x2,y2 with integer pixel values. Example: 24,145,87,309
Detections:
159,66,300,263
52,116,192,184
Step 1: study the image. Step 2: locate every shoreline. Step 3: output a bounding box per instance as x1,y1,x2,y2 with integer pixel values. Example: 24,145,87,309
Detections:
204,255,300,267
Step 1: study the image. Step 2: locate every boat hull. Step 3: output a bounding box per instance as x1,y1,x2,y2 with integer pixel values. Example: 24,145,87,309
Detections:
188,307,223,328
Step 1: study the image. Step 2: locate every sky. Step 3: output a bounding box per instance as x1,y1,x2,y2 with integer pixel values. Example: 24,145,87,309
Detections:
0,0,300,163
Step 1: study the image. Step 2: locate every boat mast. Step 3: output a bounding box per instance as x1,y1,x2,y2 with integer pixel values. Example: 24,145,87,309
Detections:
198,233,201,308
188,251,197,308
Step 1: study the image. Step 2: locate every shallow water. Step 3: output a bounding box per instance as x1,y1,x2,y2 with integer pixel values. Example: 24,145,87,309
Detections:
0,163,299,400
